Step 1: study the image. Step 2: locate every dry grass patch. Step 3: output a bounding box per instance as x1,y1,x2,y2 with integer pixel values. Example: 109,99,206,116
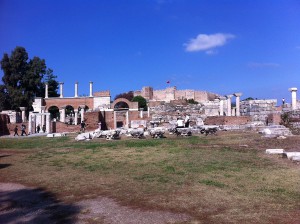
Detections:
0,132,299,223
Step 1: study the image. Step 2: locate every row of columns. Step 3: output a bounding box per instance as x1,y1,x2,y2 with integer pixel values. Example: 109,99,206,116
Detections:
28,112,51,134
45,82,94,98
59,105,86,125
218,93,242,116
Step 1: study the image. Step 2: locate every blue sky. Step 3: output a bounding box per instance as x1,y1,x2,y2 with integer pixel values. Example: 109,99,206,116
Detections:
0,0,300,104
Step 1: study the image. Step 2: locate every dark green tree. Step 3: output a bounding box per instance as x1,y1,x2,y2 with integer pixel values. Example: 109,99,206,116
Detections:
44,68,59,97
0,46,58,111
132,96,147,111
114,91,134,101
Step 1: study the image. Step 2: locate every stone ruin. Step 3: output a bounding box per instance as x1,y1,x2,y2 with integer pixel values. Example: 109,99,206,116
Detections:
1,83,300,139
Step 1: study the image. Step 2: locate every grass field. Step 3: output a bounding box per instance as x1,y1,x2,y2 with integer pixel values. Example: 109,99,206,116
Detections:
0,131,299,223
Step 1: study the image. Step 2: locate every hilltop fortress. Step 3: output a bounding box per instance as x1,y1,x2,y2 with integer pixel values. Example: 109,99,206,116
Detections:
134,86,219,103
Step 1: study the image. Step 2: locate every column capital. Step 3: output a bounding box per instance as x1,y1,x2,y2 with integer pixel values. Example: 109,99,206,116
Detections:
79,105,86,109
60,106,66,109
219,96,227,101
226,94,233,99
234,92,242,97
19,107,26,111
289,87,297,92
89,81,93,84
59,82,64,85
41,106,46,110
74,109,78,113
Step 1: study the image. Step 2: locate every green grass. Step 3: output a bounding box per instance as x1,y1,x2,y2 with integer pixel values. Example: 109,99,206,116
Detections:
1,132,299,223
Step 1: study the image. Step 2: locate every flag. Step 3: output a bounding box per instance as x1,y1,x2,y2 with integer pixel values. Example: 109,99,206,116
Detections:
166,80,170,84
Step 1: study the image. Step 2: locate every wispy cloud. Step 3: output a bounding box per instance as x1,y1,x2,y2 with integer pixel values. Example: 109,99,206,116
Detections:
247,62,280,68
184,33,235,53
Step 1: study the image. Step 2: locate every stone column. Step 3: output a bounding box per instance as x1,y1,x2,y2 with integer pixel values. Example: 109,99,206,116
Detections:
45,82,49,98
59,82,64,98
147,104,150,118
80,105,85,122
226,94,233,116
75,81,78,97
41,106,46,127
89,81,93,97
126,111,129,128
114,111,117,129
218,97,226,116
46,113,51,133
234,93,242,116
74,109,78,125
289,87,298,110
60,106,66,123
140,108,143,118
28,113,32,134
20,107,26,122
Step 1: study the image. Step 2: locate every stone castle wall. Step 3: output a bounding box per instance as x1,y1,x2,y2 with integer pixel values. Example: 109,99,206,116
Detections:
134,86,219,103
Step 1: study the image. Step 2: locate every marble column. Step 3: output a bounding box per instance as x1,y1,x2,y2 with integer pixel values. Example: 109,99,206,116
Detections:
60,107,66,123
75,81,78,97
41,106,46,128
114,111,117,129
74,109,78,125
289,87,298,110
45,82,49,98
89,81,93,97
234,93,242,116
140,108,143,118
20,107,26,122
218,97,226,116
80,105,85,122
226,94,233,116
59,82,64,98
46,113,51,133
147,104,150,118
126,111,129,128
28,113,33,134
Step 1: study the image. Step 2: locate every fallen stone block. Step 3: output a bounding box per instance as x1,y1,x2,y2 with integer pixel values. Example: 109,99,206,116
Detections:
284,152,300,160
291,156,300,162
266,149,285,154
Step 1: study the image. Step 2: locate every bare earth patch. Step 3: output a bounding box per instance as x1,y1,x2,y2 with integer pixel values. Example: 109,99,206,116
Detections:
0,183,191,224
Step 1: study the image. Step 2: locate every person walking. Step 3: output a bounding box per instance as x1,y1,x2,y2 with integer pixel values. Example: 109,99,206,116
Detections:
36,124,40,133
80,120,86,133
21,124,27,136
13,125,19,136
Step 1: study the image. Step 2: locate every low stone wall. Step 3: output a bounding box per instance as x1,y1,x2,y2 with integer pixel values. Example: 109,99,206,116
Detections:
204,116,251,125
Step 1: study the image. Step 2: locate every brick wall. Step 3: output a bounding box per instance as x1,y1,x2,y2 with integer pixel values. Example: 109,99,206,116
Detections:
204,116,251,125
45,97,94,111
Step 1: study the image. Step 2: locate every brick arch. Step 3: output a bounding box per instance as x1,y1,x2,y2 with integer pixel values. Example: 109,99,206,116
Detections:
111,98,138,110
45,98,94,111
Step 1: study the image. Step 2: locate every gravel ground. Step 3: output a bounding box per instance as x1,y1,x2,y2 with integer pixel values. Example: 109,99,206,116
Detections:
0,183,192,224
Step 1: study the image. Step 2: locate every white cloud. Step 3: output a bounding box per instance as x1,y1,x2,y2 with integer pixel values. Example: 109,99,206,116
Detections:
184,33,235,52
247,62,280,68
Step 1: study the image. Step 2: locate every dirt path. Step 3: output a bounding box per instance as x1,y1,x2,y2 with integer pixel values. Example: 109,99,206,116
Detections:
0,183,192,224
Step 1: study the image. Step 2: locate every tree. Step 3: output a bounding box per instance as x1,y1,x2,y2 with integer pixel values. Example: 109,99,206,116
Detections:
132,96,147,110
0,46,58,111
44,68,59,97
114,91,134,101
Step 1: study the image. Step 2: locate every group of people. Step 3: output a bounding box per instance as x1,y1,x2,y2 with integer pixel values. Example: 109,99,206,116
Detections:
13,124,46,136
13,124,27,136
176,114,190,128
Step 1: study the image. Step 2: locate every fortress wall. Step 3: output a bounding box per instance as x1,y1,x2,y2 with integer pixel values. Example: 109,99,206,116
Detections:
194,91,209,102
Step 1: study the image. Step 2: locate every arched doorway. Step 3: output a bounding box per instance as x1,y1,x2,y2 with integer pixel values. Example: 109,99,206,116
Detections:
114,101,129,128
65,105,75,125
48,106,59,120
